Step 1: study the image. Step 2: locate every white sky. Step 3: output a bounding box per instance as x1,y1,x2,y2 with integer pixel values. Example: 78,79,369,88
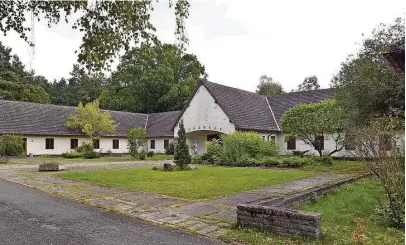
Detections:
0,0,404,92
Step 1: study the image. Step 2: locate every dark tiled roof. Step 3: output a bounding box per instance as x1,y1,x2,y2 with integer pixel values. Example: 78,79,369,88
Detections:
267,88,335,126
146,111,181,137
0,100,148,137
201,80,279,131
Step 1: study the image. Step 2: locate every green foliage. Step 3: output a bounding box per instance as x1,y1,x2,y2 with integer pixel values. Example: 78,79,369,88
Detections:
61,151,82,159
332,18,405,124
127,128,147,158
99,43,206,113
75,141,94,154
217,132,279,163
0,41,51,104
203,139,223,164
83,151,100,159
139,151,146,160
218,156,315,168
147,151,154,157
281,99,346,157
256,75,284,96
174,120,191,169
0,135,24,156
165,141,175,155
297,75,320,92
0,1,190,72
49,65,104,106
313,156,333,165
66,100,117,140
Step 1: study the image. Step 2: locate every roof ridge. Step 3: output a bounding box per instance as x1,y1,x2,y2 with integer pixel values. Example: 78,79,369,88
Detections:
265,97,280,131
201,79,263,97
268,88,334,97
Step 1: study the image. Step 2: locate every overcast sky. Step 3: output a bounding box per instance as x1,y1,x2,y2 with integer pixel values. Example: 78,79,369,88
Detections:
0,0,404,92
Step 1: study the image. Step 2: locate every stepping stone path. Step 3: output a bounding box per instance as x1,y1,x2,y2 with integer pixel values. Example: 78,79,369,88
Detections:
0,162,362,240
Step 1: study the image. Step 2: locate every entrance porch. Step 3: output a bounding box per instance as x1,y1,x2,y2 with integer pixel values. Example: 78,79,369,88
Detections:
186,130,222,154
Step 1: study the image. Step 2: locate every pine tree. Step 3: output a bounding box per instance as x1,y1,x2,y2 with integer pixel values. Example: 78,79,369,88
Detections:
174,120,191,169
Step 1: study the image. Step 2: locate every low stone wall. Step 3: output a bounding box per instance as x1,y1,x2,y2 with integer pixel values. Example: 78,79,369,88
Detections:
237,204,321,237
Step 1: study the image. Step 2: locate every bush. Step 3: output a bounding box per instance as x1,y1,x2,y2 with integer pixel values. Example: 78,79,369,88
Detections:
165,142,175,155
218,156,315,168
192,155,203,164
83,151,100,159
139,151,146,160
204,132,280,164
0,135,24,156
76,141,94,154
312,156,333,165
147,151,154,157
61,151,82,158
174,120,191,169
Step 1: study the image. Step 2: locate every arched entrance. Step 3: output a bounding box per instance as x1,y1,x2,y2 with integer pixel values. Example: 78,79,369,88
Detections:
186,130,223,154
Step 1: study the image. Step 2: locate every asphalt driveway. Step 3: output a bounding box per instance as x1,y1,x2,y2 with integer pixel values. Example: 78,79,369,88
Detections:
0,179,220,245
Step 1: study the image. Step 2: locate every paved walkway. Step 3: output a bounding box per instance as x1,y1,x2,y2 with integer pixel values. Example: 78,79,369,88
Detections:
0,161,355,240
0,179,220,245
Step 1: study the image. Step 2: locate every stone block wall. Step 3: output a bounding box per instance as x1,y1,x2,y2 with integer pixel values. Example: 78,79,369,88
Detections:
236,204,321,237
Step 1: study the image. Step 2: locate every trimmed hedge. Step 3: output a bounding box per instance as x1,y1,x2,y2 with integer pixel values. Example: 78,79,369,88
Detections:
215,156,333,168
83,151,100,159
61,151,83,158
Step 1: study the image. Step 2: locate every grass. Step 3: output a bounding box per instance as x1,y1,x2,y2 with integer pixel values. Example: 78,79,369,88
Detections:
301,160,369,174
56,165,316,199
221,178,404,245
4,154,173,165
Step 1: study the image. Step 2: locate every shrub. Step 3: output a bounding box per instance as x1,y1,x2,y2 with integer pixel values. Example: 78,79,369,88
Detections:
76,141,94,154
174,120,191,169
0,135,24,156
281,156,311,168
165,142,175,155
192,155,203,164
61,151,82,158
312,156,333,165
203,139,223,164
139,151,146,160
83,151,100,159
147,151,154,157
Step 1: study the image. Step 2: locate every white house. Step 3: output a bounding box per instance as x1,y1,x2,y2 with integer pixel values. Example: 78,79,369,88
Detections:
0,79,352,156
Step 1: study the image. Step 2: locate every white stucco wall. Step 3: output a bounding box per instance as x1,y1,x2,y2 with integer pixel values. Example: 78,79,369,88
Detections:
147,137,174,153
23,136,130,155
174,85,236,137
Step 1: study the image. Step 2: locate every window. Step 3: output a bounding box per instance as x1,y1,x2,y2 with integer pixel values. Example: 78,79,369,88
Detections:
45,138,54,149
93,139,100,149
70,139,78,149
268,135,276,142
286,137,296,150
314,135,324,150
150,140,155,149
113,139,119,149
23,138,27,153
164,140,169,150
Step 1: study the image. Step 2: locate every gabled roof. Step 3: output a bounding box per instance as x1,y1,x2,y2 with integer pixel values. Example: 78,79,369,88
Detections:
0,100,175,137
267,88,335,126
147,111,181,137
200,80,279,131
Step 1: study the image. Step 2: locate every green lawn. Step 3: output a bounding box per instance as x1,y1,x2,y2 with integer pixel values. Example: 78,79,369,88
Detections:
221,178,404,245
301,160,369,174
56,166,316,199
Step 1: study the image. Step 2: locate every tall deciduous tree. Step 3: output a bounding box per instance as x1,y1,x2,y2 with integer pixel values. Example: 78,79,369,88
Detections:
66,100,117,142
256,75,284,96
281,99,346,157
297,75,320,91
174,120,191,169
99,43,206,113
127,128,147,159
331,18,405,125
0,1,190,72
